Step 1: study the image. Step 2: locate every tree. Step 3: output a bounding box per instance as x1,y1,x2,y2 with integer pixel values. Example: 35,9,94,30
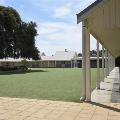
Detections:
90,50,97,57
0,6,21,58
17,21,39,59
99,50,102,57
78,53,82,57
90,50,103,57
0,6,40,60
41,52,46,56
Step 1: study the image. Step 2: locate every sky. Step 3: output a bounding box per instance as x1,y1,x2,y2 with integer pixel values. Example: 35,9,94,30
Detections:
0,0,99,55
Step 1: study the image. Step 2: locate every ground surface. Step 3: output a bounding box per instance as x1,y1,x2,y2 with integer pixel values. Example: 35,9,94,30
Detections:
0,68,98,102
0,97,120,120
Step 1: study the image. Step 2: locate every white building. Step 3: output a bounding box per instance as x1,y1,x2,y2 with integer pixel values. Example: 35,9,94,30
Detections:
41,51,78,68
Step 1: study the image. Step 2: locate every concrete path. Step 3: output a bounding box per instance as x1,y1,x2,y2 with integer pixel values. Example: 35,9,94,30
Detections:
0,97,120,120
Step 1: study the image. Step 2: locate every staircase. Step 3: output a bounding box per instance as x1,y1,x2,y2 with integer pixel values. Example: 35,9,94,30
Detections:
91,67,120,103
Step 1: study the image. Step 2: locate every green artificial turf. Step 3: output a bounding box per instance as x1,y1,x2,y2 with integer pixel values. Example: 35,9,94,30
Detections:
0,68,98,102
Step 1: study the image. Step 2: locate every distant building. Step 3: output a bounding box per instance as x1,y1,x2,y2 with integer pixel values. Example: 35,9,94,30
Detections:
40,51,78,68
0,51,102,68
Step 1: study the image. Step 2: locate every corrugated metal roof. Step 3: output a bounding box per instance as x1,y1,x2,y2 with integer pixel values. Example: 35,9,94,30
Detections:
41,51,77,61
41,56,55,61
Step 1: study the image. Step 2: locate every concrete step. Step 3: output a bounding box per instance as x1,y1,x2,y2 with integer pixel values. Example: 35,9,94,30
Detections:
100,82,120,92
109,73,120,76
111,67,119,72
110,71,119,73
110,70,119,73
107,75,119,79
104,78,120,84
91,89,120,103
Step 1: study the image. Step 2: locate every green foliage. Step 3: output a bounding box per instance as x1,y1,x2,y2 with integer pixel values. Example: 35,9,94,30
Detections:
21,59,28,66
90,50,103,57
0,6,40,60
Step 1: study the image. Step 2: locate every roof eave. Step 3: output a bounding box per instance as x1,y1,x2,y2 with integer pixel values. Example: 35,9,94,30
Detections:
77,0,108,24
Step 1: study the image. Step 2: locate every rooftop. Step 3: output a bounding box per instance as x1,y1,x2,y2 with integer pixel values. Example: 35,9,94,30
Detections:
41,51,77,61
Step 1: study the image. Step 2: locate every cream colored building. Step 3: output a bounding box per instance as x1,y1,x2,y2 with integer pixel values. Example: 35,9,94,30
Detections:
41,51,78,68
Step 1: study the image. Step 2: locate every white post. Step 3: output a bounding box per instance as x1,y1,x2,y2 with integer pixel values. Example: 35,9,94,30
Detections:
85,30,91,101
111,55,115,71
80,20,91,102
48,61,50,68
102,46,105,80
109,53,111,72
71,60,72,68
97,41,100,89
105,49,108,77
74,60,76,68
110,54,113,72
112,56,115,69
80,21,86,101
55,61,56,68
108,52,111,74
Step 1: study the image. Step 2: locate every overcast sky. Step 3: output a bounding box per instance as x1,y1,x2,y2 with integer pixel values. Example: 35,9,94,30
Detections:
0,0,99,55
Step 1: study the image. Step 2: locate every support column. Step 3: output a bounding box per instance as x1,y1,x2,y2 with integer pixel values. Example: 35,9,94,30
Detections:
112,56,115,69
80,20,91,102
110,54,113,72
111,55,115,71
108,52,112,74
109,53,111,72
55,61,56,68
80,21,86,101
85,26,91,102
97,41,100,89
102,46,105,80
74,60,75,68
105,49,108,77
48,61,50,68
71,60,72,68
108,52,111,74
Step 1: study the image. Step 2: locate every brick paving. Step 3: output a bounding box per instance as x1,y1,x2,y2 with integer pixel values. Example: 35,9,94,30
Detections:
0,97,120,120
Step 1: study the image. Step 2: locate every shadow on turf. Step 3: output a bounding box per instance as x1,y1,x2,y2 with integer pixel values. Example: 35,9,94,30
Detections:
0,69,48,75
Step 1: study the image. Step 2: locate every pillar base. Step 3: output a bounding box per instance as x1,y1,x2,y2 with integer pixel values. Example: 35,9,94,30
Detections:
80,97,86,101
85,98,91,102
96,87,100,90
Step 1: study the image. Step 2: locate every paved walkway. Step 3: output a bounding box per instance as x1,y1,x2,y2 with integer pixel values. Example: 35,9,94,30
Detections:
91,67,120,103
0,97,120,120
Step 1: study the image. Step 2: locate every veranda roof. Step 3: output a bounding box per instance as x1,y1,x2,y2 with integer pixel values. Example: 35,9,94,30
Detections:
77,0,120,58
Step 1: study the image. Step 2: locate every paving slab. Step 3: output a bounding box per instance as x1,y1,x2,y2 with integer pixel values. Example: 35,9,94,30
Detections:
0,97,120,120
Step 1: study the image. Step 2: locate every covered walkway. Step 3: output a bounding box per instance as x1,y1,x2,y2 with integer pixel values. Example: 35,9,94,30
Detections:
77,0,120,102
0,97,120,120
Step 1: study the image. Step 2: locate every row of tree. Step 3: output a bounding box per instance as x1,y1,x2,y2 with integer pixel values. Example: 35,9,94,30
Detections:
0,6,40,60
78,50,103,57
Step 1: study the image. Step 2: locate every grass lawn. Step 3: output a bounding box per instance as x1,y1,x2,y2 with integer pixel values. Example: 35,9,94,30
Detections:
0,68,98,102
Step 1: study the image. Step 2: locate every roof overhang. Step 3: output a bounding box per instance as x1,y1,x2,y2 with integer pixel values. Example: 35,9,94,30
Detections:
76,0,120,58
77,0,109,24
